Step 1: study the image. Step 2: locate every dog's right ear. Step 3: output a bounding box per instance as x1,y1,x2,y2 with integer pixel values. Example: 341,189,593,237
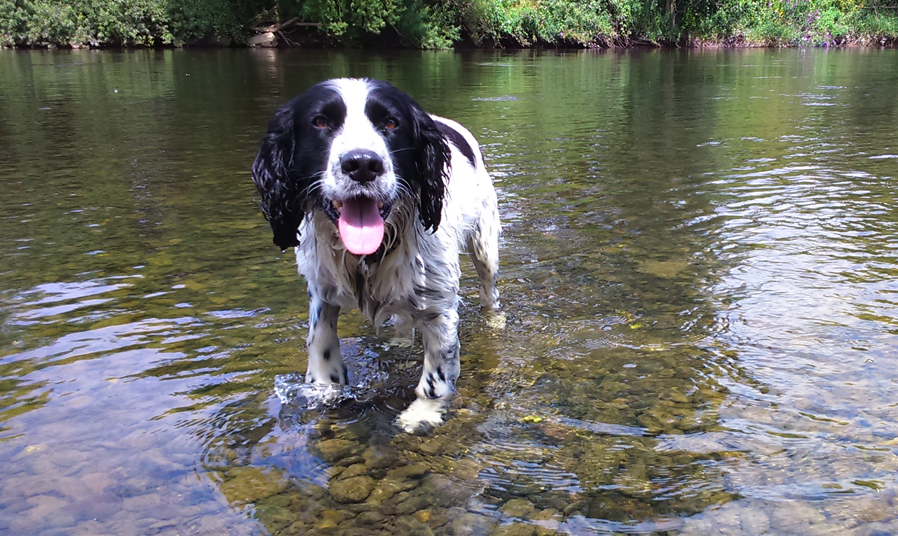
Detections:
252,105,304,251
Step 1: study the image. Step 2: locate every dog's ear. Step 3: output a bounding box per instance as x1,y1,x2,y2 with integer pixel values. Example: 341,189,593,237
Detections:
252,105,304,251
412,107,451,233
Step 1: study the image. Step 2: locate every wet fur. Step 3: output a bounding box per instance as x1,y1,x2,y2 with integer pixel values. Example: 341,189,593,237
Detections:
252,78,500,429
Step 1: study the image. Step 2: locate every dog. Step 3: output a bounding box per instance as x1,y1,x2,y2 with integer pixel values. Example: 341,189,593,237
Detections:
251,78,500,430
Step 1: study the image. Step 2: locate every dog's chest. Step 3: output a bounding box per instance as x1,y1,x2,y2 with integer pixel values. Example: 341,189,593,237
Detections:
301,246,428,321
348,258,417,319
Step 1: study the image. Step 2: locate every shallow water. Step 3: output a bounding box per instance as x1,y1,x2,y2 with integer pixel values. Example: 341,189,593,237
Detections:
1,48,897,536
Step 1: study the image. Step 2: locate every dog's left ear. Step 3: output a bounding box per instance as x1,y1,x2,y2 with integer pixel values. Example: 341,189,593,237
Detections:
412,107,451,233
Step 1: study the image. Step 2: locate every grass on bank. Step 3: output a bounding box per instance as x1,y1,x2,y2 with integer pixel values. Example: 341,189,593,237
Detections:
1,0,897,48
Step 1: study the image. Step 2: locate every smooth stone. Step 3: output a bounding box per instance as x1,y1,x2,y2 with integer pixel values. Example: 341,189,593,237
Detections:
408,524,435,536
315,439,361,463
337,455,367,467
339,463,368,480
853,495,895,523
52,449,88,468
363,444,400,470
445,511,497,536
358,510,387,525
448,458,481,481
49,476,91,500
366,478,418,505
739,507,771,534
532,508,559,521
492,522,538,536
317,508,351,529
771,501,826,534
394,493,431,515
417,473,476,508
80,472,115,495
122,493,161,513
387,462,429,480
500,498,536,519
220,466,289,503
67,520,113,536
26,494,69,518
851,521,898,536
393,515,427,533
65,492,123,520
40,509,77,530
329,476,375,504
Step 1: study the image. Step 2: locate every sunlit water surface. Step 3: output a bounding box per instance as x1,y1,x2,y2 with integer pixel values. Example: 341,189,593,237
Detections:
1,48,897,536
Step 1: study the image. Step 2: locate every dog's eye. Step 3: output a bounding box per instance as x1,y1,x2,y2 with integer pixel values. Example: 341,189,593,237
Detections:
312,115,329,129
383,118,399,130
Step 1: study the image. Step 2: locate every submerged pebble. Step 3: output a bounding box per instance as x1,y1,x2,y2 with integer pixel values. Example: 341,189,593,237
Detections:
329,476,376,503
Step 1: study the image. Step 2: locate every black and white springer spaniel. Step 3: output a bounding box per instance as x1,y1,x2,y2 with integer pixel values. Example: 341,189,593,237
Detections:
252,78,500,431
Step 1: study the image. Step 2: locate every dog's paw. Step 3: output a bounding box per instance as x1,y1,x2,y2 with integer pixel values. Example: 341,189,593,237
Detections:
397,397,449,434
484,310,506,331
274,374,349,408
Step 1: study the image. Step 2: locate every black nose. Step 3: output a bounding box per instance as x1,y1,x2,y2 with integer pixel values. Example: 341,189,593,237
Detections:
340,149,384,184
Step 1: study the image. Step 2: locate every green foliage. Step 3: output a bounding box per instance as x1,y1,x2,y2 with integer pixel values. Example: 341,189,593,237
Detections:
745,10,796,44
396,1,461,48
853,10,898,38
166,0,244,45
296,0,405,38
75,0,172,46
0,0,249,47
292,0,460,48
462,0,615,45
0,0,896,48
736,0,865,45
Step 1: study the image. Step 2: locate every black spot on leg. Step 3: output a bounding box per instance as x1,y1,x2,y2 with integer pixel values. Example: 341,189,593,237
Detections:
426,375,437,398
436,366,445,382
323,349,331,361
330,373,340,383
442,343,458,362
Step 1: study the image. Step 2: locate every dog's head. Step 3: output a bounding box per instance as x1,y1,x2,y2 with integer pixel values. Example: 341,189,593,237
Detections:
252,78,451,253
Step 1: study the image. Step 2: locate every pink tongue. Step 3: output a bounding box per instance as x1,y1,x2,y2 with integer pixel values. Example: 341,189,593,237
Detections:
338,198,385,255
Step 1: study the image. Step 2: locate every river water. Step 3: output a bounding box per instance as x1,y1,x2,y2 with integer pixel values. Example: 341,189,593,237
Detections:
1,48,897,536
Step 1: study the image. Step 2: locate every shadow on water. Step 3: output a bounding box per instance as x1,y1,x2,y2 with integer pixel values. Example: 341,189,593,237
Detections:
1,48,898,536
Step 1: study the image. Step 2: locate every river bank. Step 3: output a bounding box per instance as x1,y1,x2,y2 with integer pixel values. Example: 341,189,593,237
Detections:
2,0,897,50
4,31,897,50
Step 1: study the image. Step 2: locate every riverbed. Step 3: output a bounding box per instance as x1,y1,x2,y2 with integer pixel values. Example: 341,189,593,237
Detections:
1,48,897,535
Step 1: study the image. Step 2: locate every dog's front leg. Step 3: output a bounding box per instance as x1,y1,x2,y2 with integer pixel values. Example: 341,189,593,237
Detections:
416,308,461,399
396,308,460,433
305,290,347,385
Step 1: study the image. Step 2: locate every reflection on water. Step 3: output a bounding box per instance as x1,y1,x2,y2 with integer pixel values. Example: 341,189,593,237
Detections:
1,48,898,535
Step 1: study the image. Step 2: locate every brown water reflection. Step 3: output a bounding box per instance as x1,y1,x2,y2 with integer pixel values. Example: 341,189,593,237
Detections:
1,48,897,536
